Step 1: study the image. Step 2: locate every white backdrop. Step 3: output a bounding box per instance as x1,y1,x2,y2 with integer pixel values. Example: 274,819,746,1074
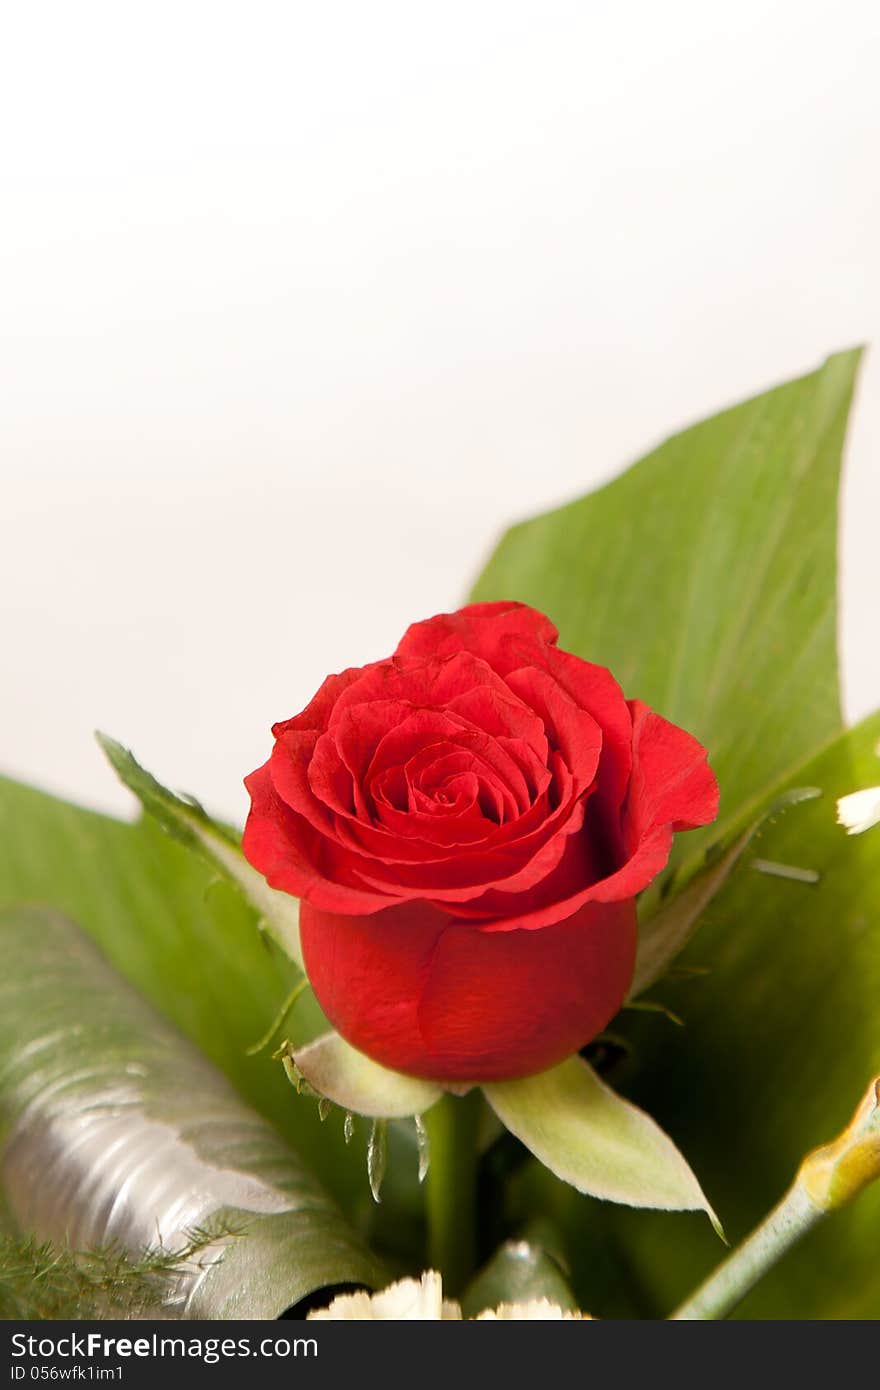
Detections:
2,1,879,822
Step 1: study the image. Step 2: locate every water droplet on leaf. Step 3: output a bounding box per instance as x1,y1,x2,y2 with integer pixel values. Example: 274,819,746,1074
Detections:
367,1119,387,1203
414,1114,430,1183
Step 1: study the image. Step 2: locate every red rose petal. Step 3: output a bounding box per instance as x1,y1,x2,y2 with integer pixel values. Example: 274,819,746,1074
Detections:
623,699,721,841
545,646,633,829
444,683,549,763
327,649,513,729
243,762,388,913
299,893,637,1081
451,702,718,928
504,665,603,795
395,601,559,670
365,710,536,816
272,662,378,736
346,785,589,900
269,732,333,829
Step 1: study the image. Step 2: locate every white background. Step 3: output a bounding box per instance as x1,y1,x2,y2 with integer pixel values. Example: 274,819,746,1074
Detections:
2,1,879,823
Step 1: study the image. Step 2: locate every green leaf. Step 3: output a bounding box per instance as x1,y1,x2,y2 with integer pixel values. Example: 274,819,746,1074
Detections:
97,733,302,967
469,348,877,1318
471,349,861,861
460,1240,579,1318
630,786,821,998
0,772,365,1209
628,711,880,1318
544,712,880,1319
0,906,383,1317
483,1056,721,1233
292,1031,444,1119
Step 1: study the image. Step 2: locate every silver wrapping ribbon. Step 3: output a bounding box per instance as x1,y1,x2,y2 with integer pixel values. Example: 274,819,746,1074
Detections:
0,906,381,1317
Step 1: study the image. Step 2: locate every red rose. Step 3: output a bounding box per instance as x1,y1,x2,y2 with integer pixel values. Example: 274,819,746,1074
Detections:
243,602,718,1081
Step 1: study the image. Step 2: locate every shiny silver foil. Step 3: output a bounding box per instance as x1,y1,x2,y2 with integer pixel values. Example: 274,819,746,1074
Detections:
0,906,381,1317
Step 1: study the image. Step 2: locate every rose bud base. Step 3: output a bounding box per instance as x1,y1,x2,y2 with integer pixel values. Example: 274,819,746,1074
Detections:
300,896,637,1082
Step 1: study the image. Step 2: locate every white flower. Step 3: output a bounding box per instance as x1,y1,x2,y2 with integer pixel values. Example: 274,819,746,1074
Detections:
477,1298,589,1320
308,1270,591,1320
836,786,880,836
308,1271,461,1320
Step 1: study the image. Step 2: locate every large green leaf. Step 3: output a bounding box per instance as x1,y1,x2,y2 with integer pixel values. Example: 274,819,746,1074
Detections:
522,713,880,1319
471,350,878,1317
0,773,364,1209
471,349,860,859
0,906,383,1316
629,785,821,998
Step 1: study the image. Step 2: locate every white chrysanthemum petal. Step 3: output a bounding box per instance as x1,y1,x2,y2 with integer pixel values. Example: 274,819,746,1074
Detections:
307,1290,379,1321
477,1298,590,1320
836,787,880,836
309,1271,462,1320
309,1271,592,1320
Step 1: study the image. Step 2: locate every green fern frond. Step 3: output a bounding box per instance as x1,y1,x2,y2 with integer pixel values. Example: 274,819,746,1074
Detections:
0,1220,244,1321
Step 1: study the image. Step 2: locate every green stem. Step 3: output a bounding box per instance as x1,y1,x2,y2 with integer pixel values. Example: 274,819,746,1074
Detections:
671,1184,821,1319
672,1073,880,1319
422,1091,482,1296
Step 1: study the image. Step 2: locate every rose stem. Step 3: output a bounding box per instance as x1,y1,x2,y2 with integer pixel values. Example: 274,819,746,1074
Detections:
421,1090,482,1296
671,1074,880,1319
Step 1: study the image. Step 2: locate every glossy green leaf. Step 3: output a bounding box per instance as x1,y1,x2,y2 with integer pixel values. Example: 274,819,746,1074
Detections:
292,1032,444,1119
97,733,302,967
484,1056,720,1232
0,906,383,1317
0,773,364,1208
471,349,860,862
